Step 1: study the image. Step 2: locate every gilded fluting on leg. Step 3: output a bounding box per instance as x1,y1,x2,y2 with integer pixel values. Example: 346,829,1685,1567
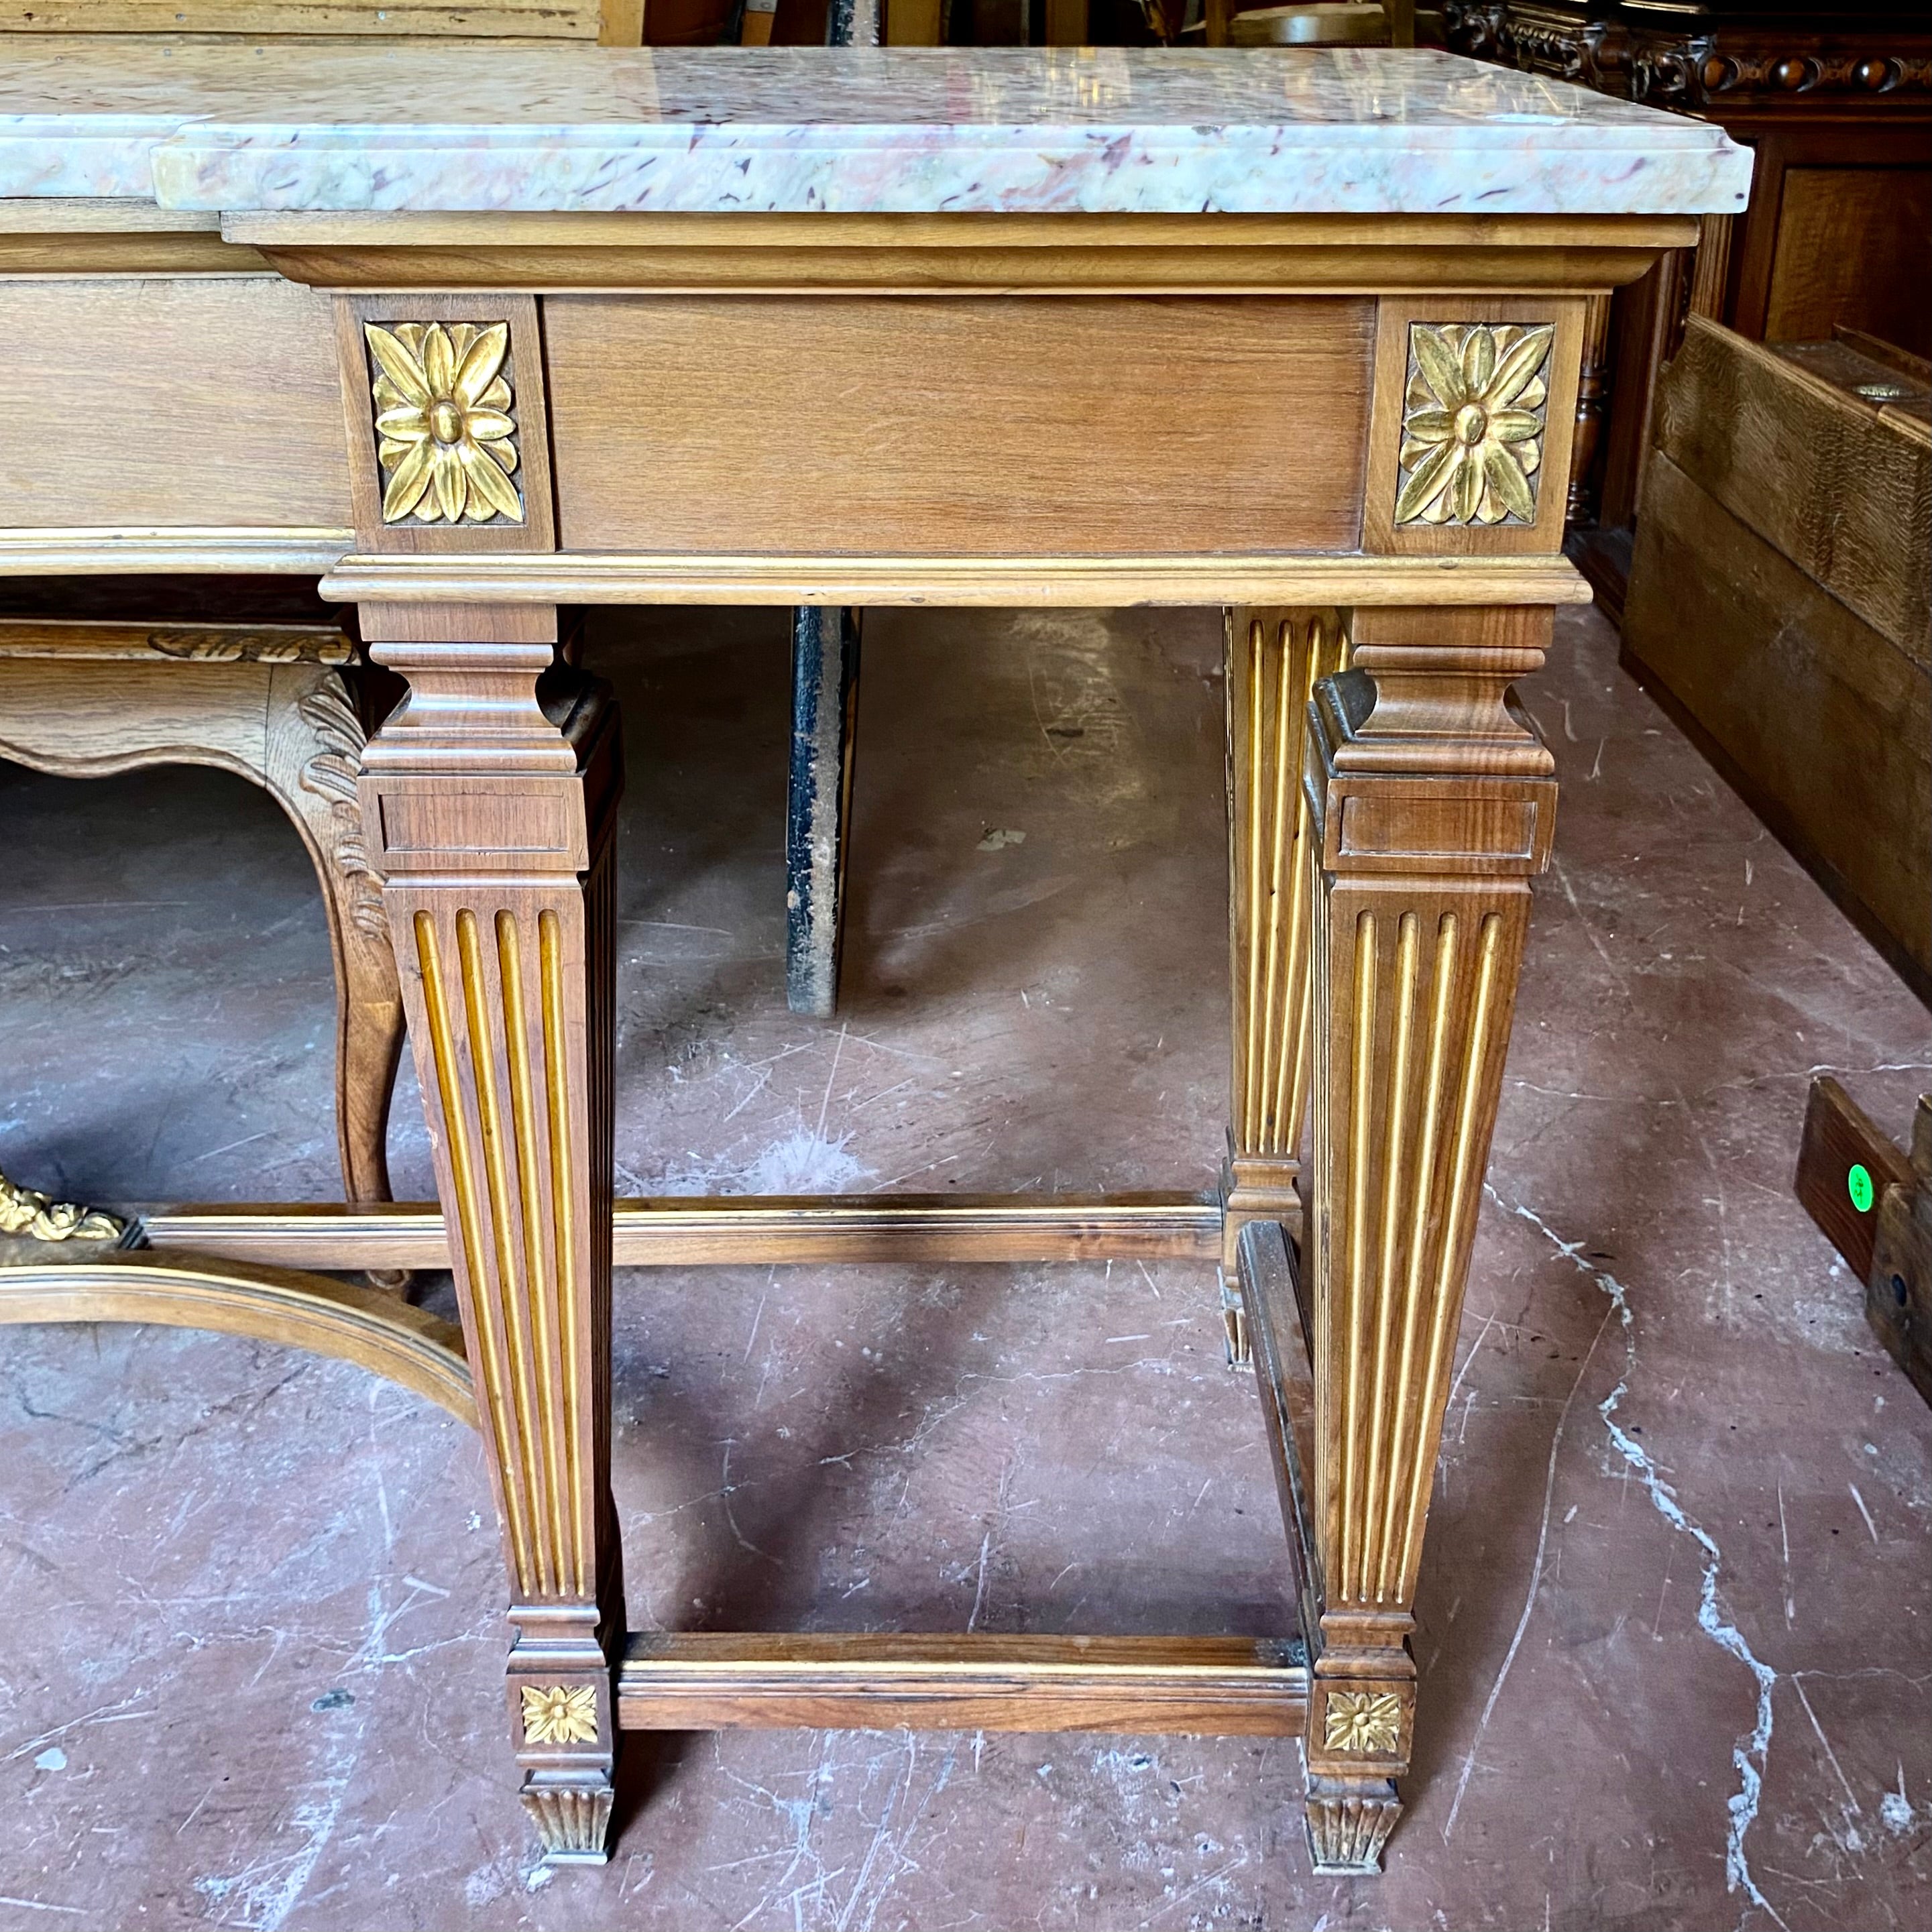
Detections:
1231,610,1350,1166
1315,897,1522,1609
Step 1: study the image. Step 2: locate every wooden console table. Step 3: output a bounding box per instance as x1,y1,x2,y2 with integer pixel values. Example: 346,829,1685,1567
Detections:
0,42,1748,1875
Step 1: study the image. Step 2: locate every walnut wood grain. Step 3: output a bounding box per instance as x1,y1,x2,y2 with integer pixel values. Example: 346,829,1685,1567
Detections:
544,295,1373,557
317,552,1595,609
137,1192,1224,1270
618,1633,1308,1734
0,278,351,532
235,209,1698,295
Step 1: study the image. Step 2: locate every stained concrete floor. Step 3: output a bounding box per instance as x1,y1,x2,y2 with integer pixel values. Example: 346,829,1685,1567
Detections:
1,601,1928,1932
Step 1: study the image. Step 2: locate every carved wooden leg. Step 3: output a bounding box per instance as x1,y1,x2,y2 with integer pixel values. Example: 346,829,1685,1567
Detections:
356,606,624,1863
1299,604,1556,1872
785,605,861,1019
1223,607,1348,1361
262,661,405,1210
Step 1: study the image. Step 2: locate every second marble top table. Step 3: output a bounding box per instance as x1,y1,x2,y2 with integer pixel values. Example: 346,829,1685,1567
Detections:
0,42,1750,1879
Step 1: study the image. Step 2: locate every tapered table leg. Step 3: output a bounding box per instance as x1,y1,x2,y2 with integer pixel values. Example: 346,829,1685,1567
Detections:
356,604,625,1863
1223,607,1348,1359
1296,604,1557,1870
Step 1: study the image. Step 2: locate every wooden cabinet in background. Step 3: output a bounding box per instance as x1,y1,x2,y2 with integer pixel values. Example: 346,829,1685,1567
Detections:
1621,317,1931,1002
1442,3,1932,617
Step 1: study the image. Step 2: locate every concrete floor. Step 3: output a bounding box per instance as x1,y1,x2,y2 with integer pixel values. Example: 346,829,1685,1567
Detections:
1,601,1927,1932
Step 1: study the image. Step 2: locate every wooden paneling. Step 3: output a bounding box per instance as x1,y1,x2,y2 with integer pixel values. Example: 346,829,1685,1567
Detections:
1624,451,1931,999
543,294,1373,557
1765,166,1932,360
0,278,351,531
1650,317,1930,661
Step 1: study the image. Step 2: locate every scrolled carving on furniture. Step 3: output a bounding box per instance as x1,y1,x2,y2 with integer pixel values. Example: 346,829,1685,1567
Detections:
0,1168,123,1243
147,627,353,665
367,321,524,526
1322,1689,1405,1756
520,1684,600,1746
1394,323,1552,528
296,677,389,941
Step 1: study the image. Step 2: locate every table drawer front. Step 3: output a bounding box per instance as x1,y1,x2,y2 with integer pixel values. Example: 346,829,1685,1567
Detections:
543,294,1372,558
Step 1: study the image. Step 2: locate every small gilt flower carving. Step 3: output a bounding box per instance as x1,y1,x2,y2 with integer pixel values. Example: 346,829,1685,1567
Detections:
1394,322,1554,528
1323,1689,1404,1756
520,1683,599,1747
366,321,523,526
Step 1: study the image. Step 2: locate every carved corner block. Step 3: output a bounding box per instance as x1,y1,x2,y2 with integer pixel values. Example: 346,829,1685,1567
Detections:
1364,299,1584,557
335,293,555,555
1307,1675,1414,1778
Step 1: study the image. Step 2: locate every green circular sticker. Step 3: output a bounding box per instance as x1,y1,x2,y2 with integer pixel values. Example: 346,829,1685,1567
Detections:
1848,1163,1876,1214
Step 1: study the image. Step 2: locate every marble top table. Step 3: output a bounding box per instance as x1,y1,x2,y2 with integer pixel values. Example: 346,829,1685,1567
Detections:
0,42,1749,1884
0,43,1748,213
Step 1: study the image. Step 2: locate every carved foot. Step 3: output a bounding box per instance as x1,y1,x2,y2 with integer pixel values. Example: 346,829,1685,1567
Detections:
520,1772,615,1865
1304,1774,1402,1874
0,1168,124,1245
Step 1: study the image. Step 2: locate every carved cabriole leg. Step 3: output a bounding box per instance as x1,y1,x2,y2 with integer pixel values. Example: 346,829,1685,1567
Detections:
1223,607,1349,1361
1300,604,1556,1873
355,602,624,1864
261,661,406,1210
0,628,404,1216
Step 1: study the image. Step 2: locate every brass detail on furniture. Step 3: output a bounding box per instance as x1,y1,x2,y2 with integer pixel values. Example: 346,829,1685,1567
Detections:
367,322,523,526
1323,1687,1405,1754
520,1683,600,1745
337,294,554,553
0,1169,123,1243
0,1247,475,1426
1366,299,1582,556
1394,323,1552,526
1224,609,1351,1280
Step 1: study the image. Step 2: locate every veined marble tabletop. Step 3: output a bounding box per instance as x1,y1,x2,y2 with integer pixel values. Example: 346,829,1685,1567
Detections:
0,42,1751,217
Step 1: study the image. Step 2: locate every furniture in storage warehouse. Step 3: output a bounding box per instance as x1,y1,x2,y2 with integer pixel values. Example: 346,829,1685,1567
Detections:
1620,317,1931,1001
0,42,1750,1874
1440,1,1932,618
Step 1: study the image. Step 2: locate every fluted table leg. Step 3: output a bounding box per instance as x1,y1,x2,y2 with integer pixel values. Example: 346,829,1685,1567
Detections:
1298,603,1557,1870
357,602,625,1863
